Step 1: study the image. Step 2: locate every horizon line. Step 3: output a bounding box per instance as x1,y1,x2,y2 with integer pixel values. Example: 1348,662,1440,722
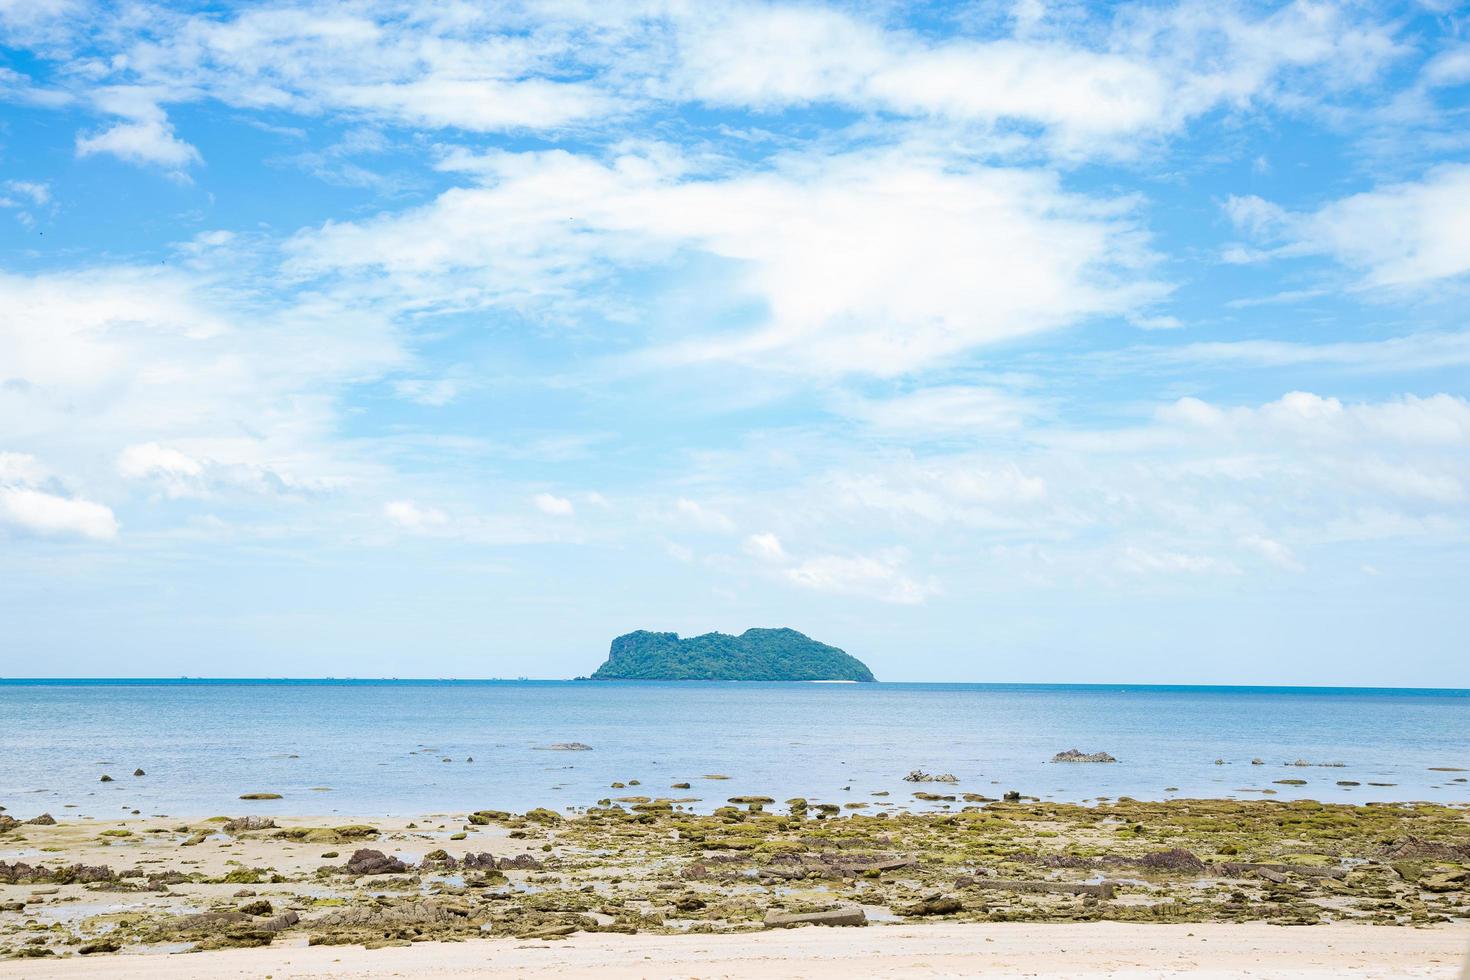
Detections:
2,677,1468,694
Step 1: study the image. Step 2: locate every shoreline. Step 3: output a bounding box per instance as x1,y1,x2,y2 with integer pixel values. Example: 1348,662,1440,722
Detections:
1,922,1466,978
3,798,1468,964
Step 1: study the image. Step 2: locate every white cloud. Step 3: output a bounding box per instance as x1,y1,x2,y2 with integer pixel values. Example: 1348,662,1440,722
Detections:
328,77,611,132
383,499,447,530
1,180,49,205
1229,165,1470,289
75,89,201,171
673,0,1399,156
533,492,574,516
677,498,736,533
0,451,48,485
0,488,117,540
843,386,1038,435
0,458,117,541
743,530,932,604
392,378,461,406
782,550,935,605
0,266,405,517
1118,545,1238,576
289,146,1162,376
743,531,787,562
1241,534,1304,572
118,442,204,483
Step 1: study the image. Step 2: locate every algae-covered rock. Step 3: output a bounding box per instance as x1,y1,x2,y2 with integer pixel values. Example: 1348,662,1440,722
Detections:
1051,750,1118,764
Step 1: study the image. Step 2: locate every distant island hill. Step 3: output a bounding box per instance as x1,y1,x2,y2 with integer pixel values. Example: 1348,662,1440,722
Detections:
587,628,876,682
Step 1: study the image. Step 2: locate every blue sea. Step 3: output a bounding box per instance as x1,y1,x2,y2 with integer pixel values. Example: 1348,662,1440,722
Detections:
1,681,1467,820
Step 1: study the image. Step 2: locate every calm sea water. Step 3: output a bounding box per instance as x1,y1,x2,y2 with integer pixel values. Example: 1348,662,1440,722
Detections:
1,681,1467,820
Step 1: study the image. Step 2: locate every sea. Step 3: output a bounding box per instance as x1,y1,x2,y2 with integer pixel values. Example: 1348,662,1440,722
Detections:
1,680,1467,820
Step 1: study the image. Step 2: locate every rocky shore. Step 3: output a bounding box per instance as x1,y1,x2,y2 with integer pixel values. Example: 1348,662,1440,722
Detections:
1,798,1467,960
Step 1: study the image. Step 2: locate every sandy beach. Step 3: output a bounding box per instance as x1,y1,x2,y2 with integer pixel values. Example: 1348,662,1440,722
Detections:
0,921,1465,978
3,800,1468,974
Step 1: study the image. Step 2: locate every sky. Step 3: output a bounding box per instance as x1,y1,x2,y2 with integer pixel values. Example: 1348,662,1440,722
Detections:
1,0,1468,684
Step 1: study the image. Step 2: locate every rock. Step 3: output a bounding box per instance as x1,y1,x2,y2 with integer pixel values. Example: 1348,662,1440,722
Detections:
524,808,563,825
25,813,56,825
672,782,691,789
239,793,282,800
238,899,273,915
223,816,276,832
1273,779,1308,786
1337,780,1360,786
903,770,959,782
344,848,409,875
497,853,543,870
260,911,299,933
1422,871,1468,893
79,939,121,954
0,815,19,833
1255,868,1289,883
467,809,509,825
901,893,962,916
133,769,145,777
1251,758,1264,765
521,924,578,939
728,796,775,805
1051,749,1118,763
1138,848,1206,872
960,877,1116,899
99,775,113,782
535,743,593,751
1002,791,1021,802
763,905,866,928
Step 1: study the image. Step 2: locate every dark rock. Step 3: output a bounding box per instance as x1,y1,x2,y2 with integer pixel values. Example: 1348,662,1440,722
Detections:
99,775,114,782
1137,848,1206,872
133,769,145,777
79,939,121,954
238,899,273,915
344,848,409,875
26,813,56,825
498,853,543,870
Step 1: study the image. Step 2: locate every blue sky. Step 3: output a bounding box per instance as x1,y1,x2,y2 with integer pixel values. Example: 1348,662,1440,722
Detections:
2,0,1468,683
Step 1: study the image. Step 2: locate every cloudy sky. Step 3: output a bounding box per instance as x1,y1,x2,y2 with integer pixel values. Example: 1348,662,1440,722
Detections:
2,0,1468,683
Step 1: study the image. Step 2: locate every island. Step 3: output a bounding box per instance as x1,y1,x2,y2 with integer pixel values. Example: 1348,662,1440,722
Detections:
589,627,876,682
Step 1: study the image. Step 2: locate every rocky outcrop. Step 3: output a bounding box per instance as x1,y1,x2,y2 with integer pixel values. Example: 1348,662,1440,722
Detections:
1051,749,1118,763
763,905,866,927
343,849,409,875
903,770,958,782
223,816,276,832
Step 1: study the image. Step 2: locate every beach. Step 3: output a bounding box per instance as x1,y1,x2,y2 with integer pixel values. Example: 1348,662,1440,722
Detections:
3,799,1468,971
1,921,1465,978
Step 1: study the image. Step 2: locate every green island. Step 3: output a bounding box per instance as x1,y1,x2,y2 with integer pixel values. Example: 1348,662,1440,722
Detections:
588,628,876,682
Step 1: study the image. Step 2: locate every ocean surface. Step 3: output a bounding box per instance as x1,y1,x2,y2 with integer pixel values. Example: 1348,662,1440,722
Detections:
1,680,1467,820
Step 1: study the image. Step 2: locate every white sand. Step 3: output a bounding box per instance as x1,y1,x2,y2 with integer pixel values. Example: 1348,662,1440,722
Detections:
3,922,1467,979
